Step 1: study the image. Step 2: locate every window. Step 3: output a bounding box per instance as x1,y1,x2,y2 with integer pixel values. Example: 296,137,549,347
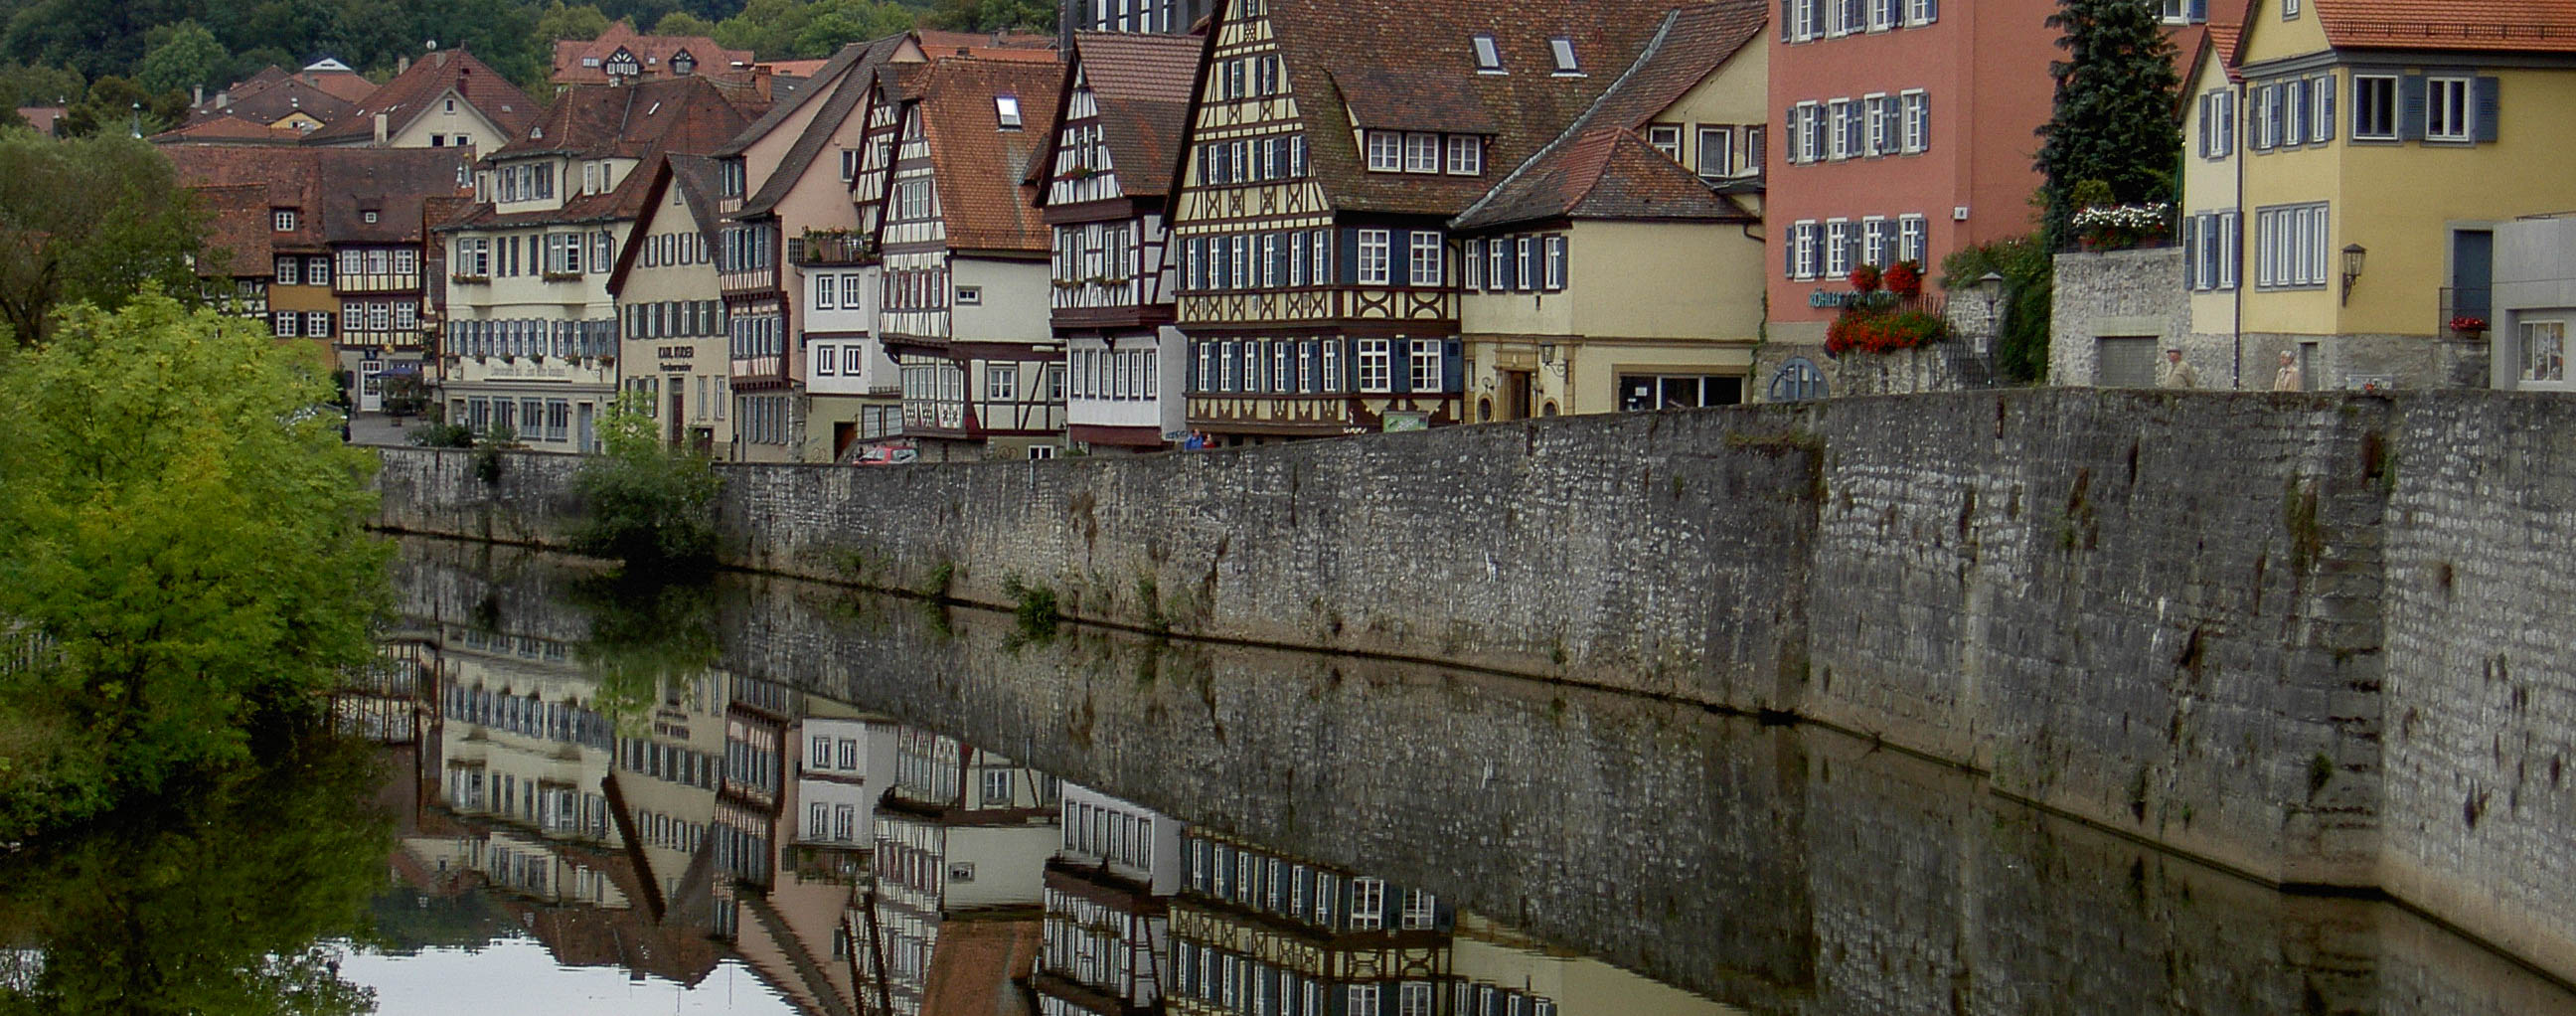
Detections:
1861,218,1889,268
1907,0,1936,24
2309,75,2334,143
275,256,299,285
1900,90,1928,153
2255,202,2330,288
1543,236,1565,289
957,285,982,305
1350,878,1386,929
1695,126,1732,179
2200,89,2237,156
1647,124,1682,161
988,365,1017,401
2427,77,2472,141
1769,358,1828,402
1445,135,1482,175
306,311,331,338
2284,0,2299,16
273,209,297,232
1471,34,1502,73
2352,75,2396,139
1824,220,1852,275
1322,341,1341,391
1898,214,1927,266
272,311,298,337
1790,221,1820,279
981,768,1013,804
1403,132,1439,173
1863,93,1889,155
1367,131,1402,172
1357,230,1390,284
996,95,1023,128
817,274,837,310
1356,339,1391,393
1408,232,1442,286
1399,983,1434,1016
1408,340,1441,391
1827,100,1851,159
1548,38,1579,74
2522,320,2566,383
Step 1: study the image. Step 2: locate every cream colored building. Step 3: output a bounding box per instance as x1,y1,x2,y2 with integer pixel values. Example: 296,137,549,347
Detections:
1451,4,1770,420
611,154,736,456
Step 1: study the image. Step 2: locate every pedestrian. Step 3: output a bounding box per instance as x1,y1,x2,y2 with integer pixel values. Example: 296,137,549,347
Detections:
2271,349,2304,392
2156,346,2200,390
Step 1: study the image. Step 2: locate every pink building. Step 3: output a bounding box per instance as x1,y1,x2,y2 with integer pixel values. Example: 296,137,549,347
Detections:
1764,0,2059,337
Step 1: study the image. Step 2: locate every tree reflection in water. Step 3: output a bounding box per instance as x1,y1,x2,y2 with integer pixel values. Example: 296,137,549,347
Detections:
0,732,389,1015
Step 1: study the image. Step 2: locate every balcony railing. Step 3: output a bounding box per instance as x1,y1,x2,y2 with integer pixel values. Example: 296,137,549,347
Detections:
2441,286,2494,340
789,233,873,266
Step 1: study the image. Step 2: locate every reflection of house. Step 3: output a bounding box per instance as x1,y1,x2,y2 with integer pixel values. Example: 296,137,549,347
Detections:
1449,913,1744,1016
1037,784,1184,1016
870,727,1062,1016
431,624,619,846
607,672,727,919
1166,829,1452,1015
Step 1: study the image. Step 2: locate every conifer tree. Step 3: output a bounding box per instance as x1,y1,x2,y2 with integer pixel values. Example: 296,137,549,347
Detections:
2034,0,2182,248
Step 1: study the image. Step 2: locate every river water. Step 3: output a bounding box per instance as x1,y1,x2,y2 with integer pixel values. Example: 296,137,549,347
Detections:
4,536,2570,1015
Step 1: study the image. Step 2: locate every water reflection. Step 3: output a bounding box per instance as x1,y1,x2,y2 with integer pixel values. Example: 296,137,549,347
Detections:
344,537,2576,1015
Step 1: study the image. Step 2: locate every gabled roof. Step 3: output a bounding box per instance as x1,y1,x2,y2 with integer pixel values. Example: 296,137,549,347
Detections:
182,70,363,132
912,30,1059,62
152,117,307,145
1454,127,1745,230
491,74,766,162
305,49,539,146
733,34,919,218
606,153,727,295
553,21,754,85
1042,32,1203,201
1232,0,1694,218
166,147,473,255
718,35,899,159
900,56,1064,253
1452,1,1763,231
2308,0,2576,53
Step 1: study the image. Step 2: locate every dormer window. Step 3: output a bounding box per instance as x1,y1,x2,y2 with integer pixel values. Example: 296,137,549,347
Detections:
363,210,380,224
1549,38,1580,75
273,209,297,232
1403,132,1439,173
996,95,1023,129
1446,135,1482,175
671,51,696,76
1471,35,1503,73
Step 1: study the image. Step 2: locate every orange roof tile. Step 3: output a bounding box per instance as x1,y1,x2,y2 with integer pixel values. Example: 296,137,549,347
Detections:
553,20,755,85
306,49,540,146
2315,0,2576,52
905,57,1065,253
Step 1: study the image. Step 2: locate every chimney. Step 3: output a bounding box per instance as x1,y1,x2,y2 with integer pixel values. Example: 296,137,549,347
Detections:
215,90,230,109
436,51,449,68
399,55,410,75
752,65,773,101
374,112,389,144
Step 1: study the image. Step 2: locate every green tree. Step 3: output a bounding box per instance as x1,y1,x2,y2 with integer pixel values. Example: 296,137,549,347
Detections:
135,20,228,94
0,134,206,347
0,62,85,110
570,393,720,570
2034,0,2181,248
928,0,1053,33
653,10,720,35
536,1,615,43
57,74,185,137
0,292,388,833
1943,237,2056,385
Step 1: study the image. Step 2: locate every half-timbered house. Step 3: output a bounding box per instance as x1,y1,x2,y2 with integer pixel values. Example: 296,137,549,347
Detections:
1039,33,1200,452
1169,0,1690,441
1166,828,1454,1016
1449,1,1771,420
867,56,1070,461
868,726,1061,1016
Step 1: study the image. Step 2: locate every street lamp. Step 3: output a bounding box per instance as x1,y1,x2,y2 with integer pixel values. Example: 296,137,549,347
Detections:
2340,244,2367,305
1978,270,2006,356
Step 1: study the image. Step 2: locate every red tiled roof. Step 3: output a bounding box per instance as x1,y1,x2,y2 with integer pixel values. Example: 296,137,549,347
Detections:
915,916,1042,1016
1046,32,1203,200
553,21,755,85
2314,0,2576,53
187,65,368,130
904,56,1065,253
16,106,60,135
914,30,1060,62
190,183,274,278
306,49,540,146
1246,0,1700,218
167,146,474,250
494,74,767,162
152,117,306,145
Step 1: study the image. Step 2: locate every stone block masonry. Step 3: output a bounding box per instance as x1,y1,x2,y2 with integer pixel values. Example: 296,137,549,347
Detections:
372,388,2576,984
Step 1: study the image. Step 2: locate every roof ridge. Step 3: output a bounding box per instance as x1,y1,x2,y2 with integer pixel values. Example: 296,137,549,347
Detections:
1450,6,1684,229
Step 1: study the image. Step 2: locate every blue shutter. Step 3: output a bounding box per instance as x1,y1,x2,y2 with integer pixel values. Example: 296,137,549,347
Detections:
1187,340,1200,391
1338,229,1359,284
1442,339,1461,394
2397,75,2426,140
1922,0,1935,23
1389,339,1411,394
1782,0,1793,40
2181,217,2199,289
1389,229,1411,287
1522,238,1540,290
2474,77,2500,143
2318,75,2335,141
2188,0,2205,19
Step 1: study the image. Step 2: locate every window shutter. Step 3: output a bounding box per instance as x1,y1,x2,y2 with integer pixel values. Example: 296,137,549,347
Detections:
1785,231,1799,276
1782,0,1792,40
2397,75,2426,140
1389,229,1411,287
2188,0,2206,18
1442,339,1461,394
2318,76,2335,141
1389,339,1412,394
2474,77,2500,142
2182,217,2199,288
1338,229,1359,284
1921,0,1935,22
1186,342,1199,391
1304,342,1320,393
1918,97,1930,151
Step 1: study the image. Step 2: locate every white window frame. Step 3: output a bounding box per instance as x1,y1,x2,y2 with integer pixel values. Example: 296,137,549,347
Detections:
1900,90,1928,153
1408,340,1441,391
1695,126,1732,180
1543,235,1565,289
2522,320,2566,384
1367,130,1402,172
1402,132,1440,173
1356,339,1390,393
1357,229,1391,285
1862,92,1889,156
2426,76,2474,141
1408,232,1442,286
1791,220,1820,279
1446,134,1482,175
1824,219,1852,276
1898,214,1927,265
2352,75,2397,140
1827,100,1852,160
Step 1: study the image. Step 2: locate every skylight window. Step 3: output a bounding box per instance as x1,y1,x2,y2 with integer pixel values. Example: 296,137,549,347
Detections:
1471,35,1503,73
997,95,1023,128
1549,38,1579,75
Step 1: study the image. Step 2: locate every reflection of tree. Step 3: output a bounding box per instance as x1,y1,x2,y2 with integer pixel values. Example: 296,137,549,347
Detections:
571,574,722,730
0,735,390,1015
363,888,511,956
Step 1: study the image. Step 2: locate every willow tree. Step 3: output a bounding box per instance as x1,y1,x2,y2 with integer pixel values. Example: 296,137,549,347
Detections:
0,292,387,834
2034,0,2181,248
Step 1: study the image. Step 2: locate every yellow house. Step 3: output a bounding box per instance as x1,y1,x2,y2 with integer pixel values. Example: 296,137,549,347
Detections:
2226,0,2576,389
2176,23,2248,386
1450,3,1771,420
